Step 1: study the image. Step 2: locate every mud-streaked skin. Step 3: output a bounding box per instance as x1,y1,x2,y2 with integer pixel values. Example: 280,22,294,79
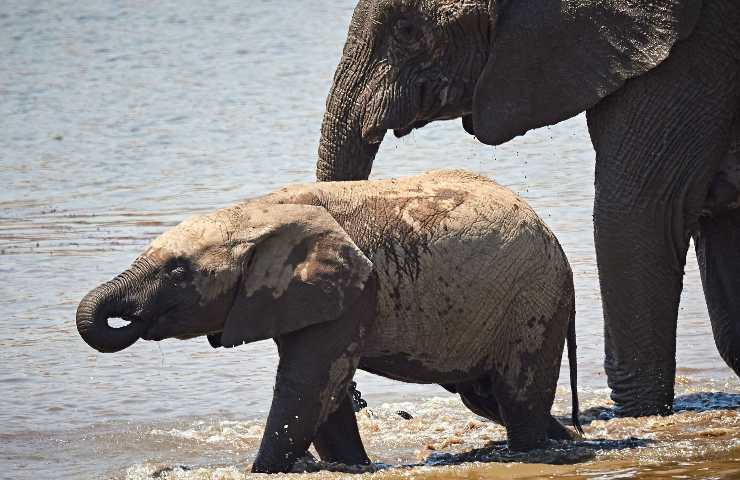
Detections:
264,171,571,385
76,170,578,473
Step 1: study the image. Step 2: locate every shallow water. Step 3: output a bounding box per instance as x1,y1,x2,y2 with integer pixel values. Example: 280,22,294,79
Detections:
1,1,739,478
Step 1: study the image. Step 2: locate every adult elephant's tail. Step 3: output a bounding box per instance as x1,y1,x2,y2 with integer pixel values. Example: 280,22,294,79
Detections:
567,301,584,435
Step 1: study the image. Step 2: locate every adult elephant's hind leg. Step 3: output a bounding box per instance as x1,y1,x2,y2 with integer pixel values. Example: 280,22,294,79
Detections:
696,208,740,377
586,0,740,417
313,390,371,465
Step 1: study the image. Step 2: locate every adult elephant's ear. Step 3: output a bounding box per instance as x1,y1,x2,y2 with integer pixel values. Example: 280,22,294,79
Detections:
219,204,374,348
472,0,702,145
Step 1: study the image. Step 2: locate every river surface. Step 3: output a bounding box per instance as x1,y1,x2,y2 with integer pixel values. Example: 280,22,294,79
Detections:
2,1,739,479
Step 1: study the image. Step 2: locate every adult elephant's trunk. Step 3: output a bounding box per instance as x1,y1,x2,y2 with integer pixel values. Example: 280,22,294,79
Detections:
317,53,383,181
76,260,150,353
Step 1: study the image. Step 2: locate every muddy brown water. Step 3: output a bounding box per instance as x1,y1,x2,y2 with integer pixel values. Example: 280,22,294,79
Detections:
2,1,739,478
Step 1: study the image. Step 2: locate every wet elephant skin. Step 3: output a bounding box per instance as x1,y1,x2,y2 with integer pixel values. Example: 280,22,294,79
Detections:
76,170,582,473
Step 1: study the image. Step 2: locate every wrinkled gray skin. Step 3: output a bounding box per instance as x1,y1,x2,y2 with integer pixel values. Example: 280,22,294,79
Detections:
317,0,740,417
77,170,582,473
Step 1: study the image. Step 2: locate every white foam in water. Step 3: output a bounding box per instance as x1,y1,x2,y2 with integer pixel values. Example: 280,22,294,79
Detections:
149,420,265,447
121,383,740,479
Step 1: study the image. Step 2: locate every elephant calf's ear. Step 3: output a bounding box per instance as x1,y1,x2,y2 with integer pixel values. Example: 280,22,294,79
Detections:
472,0,702,145
219,205,374,347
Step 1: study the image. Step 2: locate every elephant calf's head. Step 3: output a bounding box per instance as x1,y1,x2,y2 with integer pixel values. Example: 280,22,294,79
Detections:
76,202,374,353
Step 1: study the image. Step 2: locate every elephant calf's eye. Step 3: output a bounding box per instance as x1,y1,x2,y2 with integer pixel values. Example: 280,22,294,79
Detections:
169,266,188,282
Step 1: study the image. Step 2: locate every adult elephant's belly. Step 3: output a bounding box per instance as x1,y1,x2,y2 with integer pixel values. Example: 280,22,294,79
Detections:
358,214,567,386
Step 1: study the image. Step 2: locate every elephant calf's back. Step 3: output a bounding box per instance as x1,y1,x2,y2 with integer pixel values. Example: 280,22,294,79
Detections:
260,170,572,382
354,171,573,382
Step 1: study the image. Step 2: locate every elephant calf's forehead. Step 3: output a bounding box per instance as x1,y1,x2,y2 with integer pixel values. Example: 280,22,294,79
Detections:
148,214,233,259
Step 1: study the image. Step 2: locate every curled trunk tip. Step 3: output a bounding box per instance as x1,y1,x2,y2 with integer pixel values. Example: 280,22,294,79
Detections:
76,279,146,353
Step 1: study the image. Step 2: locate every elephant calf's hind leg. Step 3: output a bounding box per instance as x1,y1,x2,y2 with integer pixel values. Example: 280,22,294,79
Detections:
547,415,577,441
462,377,550,450
459,386,504,425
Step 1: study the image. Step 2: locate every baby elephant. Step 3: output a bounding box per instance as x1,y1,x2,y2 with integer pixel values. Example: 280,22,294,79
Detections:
76,170,582,473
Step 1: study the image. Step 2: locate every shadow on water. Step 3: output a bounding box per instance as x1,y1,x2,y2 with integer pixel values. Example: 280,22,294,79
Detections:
420,438,649,467
145,438,652,477
673,391,740,412
576,391,740,425
286,439,651,475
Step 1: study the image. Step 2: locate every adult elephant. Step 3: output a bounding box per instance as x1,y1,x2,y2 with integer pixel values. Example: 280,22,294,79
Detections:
316,0,740,417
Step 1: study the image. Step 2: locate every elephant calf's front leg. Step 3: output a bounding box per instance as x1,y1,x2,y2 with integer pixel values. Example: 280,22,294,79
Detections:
251,374,320,473
313,391,370,465
251,325,363,473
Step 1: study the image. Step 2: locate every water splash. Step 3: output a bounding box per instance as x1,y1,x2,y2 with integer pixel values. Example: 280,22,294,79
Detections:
119,388,740,480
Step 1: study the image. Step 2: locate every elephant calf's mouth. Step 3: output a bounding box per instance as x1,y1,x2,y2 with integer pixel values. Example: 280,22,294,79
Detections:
140,323,165,341
108,316,135,328
104,309,160,340
139,308,185,341
116,314,152,334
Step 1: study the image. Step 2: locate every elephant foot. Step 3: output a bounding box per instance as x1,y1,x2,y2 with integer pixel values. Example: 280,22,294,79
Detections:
505,422,549,451
605,354,677,418
613,402,672,418
609,379,674,418
547,416,580,440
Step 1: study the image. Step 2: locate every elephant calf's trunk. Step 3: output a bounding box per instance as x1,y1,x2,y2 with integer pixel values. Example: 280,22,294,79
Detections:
76,280,146,353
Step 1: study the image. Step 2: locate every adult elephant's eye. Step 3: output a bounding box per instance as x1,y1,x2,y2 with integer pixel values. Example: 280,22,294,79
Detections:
393,17,422,44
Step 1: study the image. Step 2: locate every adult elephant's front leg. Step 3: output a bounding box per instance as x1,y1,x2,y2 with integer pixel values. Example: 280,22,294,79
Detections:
590,190,689,416
586,0,739,417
